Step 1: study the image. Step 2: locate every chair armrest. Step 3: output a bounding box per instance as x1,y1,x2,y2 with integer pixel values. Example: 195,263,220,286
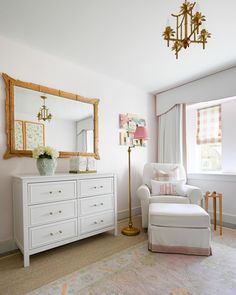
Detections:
137,184,151,201
136,185,151,228
184,184,203,204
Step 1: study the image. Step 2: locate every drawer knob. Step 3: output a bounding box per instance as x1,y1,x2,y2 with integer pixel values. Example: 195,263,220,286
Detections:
94,221,98,224
49,212,53,215
49,191,52,194
58,190,62,193
59,210,62,214
100,202,104,205
93,186,97,189
93,204,97,207
100,186,103,188
59,230,62,234
50,232,54,236
100,219,104,223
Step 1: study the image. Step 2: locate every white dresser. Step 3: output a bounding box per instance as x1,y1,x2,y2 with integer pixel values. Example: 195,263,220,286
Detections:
13,173,117,267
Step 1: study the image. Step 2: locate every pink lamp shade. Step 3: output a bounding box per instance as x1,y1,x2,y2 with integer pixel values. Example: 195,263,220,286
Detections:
133,126,148,140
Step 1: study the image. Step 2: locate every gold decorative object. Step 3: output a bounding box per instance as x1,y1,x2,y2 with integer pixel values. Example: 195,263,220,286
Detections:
163,1,211,59
2,73,100,160
37,95,52,122
121,126,148,236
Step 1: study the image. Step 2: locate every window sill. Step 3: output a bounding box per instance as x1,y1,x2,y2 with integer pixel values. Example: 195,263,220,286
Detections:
188,172,236,182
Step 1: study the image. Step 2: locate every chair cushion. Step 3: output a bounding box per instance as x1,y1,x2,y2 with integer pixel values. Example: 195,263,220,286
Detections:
150,195,190,204
143,163,186,189
149,203,210,228
151,180,186,196
153,166,179,181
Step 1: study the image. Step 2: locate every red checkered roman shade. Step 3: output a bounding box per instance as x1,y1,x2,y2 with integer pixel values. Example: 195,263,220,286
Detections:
197,105,222,144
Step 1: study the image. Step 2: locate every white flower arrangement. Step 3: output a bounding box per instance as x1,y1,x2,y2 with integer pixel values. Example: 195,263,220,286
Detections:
32,146,59,159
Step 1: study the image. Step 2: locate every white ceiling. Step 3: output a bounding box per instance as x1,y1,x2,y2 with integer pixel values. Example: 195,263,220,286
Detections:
0,0,236,93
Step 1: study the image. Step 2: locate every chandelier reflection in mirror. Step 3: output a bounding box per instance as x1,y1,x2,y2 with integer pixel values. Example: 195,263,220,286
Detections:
37,95,52,122
162,1,211,59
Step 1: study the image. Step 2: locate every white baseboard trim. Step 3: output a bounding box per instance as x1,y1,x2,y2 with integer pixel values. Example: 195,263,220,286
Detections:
208,210,236,227
1,207,233,254
0,239,17,254
117,206,141,221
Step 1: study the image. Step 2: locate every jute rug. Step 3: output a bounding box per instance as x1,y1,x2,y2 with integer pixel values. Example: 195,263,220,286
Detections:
28,229,236,295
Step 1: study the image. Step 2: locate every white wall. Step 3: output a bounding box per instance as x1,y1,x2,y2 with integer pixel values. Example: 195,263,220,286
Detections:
156,67,236,226
0,35,157,250
221,99,236,172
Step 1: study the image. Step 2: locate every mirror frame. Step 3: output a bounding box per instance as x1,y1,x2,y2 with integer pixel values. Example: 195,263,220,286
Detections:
2,73,100,159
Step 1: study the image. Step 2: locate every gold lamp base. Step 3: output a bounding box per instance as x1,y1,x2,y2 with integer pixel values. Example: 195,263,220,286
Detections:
121,226,140,236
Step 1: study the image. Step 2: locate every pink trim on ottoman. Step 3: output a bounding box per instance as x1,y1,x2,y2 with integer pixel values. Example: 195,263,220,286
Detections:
149,243,212,256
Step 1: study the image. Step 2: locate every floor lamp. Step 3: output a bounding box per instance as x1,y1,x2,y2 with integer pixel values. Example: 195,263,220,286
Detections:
121,126,148,236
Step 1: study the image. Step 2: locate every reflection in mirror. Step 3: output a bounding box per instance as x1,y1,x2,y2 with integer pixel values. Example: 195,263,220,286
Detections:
14,86,94,153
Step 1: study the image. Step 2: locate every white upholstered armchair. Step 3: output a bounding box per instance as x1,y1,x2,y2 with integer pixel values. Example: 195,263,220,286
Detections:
137,163,203,228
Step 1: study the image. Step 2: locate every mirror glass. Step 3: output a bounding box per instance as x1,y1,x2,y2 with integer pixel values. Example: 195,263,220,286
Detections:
14,86,94,153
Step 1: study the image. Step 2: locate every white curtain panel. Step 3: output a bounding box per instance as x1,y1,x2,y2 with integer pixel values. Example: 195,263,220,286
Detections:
157,104,186,165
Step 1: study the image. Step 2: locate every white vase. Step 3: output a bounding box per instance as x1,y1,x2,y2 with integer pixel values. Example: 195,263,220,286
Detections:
36,158,57,176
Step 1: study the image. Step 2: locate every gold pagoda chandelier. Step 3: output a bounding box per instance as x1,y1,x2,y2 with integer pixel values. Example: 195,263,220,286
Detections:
162,1,211,59
37,95,52,122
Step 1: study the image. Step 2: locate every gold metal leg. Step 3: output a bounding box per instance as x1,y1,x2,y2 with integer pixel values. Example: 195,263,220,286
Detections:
121,146,140,236
219,194,223,235
213,193,217,231
200,199,203,208
205,191,209,212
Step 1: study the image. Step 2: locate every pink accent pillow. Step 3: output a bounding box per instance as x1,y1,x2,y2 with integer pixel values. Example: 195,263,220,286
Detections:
151,180,185,196
153,166,179,181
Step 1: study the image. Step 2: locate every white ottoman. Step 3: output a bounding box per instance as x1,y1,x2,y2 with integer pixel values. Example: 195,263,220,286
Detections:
148,203,211,256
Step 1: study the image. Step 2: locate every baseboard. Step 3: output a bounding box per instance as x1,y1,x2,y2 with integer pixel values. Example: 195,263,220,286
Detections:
208,211,236,229
117,206,141,221
0,208,234,255
0,239,17,255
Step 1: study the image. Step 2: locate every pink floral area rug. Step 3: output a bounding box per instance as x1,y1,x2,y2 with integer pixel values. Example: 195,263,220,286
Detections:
28,231,236,295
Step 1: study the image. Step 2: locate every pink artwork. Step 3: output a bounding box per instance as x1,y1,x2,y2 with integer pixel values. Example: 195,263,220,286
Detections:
119,113,146,146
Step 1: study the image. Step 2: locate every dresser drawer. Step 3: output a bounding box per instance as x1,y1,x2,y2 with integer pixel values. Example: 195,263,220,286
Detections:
80,211,114,235
28,181,76,204
29,219,77,249
79,178,113,197
80,195,114,216
29,200,77,226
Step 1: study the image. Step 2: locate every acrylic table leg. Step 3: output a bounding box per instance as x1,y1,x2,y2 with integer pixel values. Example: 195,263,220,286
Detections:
213,195,217,231
219,194,223,235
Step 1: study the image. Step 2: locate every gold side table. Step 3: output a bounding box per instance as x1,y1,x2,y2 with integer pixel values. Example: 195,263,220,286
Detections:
204,191,223,235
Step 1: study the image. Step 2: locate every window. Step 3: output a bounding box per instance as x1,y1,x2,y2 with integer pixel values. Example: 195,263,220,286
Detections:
196,105,222,171
186,97,236,173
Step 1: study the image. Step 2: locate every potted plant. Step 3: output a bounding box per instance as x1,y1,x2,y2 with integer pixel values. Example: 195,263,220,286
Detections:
32,146,59,176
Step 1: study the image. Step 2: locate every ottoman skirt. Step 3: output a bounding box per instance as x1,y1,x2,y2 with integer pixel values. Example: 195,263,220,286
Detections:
148,225,211,256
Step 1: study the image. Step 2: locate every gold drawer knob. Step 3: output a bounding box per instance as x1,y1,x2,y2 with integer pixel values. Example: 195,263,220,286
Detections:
49,212,53,215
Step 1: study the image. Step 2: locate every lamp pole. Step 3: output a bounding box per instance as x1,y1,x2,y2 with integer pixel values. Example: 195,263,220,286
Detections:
121,145,140,236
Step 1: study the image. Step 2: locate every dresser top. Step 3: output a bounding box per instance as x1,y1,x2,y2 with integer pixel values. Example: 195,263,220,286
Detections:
13,172,116,182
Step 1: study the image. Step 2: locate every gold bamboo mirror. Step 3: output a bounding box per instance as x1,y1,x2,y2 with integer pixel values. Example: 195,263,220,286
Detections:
3,74,99,159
